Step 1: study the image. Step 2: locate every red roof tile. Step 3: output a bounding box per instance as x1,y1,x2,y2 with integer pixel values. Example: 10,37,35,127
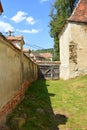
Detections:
6,35,25,45
40,53,52,58
68,0,87,23
6,35,23,41
0,1,3,15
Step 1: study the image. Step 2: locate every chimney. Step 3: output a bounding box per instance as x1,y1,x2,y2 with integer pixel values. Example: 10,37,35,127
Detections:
6,30,14,36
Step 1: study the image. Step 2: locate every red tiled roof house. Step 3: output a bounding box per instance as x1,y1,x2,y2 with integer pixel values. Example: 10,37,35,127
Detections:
59,0,87,80
40,53,52,61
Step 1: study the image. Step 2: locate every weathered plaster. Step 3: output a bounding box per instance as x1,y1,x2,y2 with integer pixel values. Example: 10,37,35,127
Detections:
0,34,38,124
59,22,87,79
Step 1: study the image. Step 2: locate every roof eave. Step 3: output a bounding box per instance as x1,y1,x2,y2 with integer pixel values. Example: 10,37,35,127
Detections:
68,19,87,24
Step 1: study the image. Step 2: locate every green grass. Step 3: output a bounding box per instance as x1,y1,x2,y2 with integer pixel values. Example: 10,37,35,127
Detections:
7,75,87,130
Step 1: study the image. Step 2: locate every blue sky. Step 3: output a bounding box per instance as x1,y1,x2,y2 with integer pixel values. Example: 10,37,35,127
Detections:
0,0,54,50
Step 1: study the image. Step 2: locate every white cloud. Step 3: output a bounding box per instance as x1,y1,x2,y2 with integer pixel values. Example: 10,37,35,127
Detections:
26,16,36,25
16,29,40,34
11,11,27,23
11,11,36,25
0,21,14,32
40,0,49,3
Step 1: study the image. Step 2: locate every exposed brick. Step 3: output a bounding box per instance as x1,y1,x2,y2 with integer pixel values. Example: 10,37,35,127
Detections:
0,80,30,121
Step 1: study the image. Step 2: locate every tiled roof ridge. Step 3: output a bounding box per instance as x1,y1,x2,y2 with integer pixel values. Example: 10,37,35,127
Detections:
69,0,81,18
6,35,23,40
68,0,87,23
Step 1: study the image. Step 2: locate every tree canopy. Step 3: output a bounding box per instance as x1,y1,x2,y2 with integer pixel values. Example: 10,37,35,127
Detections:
49,0,78,61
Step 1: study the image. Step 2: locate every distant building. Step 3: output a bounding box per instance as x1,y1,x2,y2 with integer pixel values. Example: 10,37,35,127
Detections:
6,35,25,50
23,48,31,58
59,0,87,80
30,52,45,62
40,53,52,61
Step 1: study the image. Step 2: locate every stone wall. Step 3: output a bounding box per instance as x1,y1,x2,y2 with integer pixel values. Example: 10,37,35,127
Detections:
0,33,38,124
59,22,87,80
59,23,71,80
70,23,87,76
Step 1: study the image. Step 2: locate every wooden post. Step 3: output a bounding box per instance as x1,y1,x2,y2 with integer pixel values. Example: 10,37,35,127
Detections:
51,65,53,80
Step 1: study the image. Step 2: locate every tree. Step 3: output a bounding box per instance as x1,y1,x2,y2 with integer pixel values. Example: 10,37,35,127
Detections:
49,0,78,61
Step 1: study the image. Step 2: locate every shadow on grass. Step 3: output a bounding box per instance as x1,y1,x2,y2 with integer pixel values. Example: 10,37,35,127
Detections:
7,80,68,130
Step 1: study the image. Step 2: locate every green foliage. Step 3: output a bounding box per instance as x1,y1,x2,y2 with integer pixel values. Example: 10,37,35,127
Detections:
7,80,58,130
49,0,78,61
7,75,87,129
53,41,59,61
32,48,54,61
32,48,53,54
47,75,87,129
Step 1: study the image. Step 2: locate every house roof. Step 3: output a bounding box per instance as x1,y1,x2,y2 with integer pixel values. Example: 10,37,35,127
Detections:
30,52,44,58
23,48,29,52
40,53,52,59
6,35,25,45
68,0,87,23
0,33,21,51
23,48,31,53
7,35,23,41
0,1,3,15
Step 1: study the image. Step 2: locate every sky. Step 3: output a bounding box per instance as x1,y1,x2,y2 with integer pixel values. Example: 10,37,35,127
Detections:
0,0,54,50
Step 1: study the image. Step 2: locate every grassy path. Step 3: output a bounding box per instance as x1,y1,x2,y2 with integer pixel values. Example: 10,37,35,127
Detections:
7,76,87,130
